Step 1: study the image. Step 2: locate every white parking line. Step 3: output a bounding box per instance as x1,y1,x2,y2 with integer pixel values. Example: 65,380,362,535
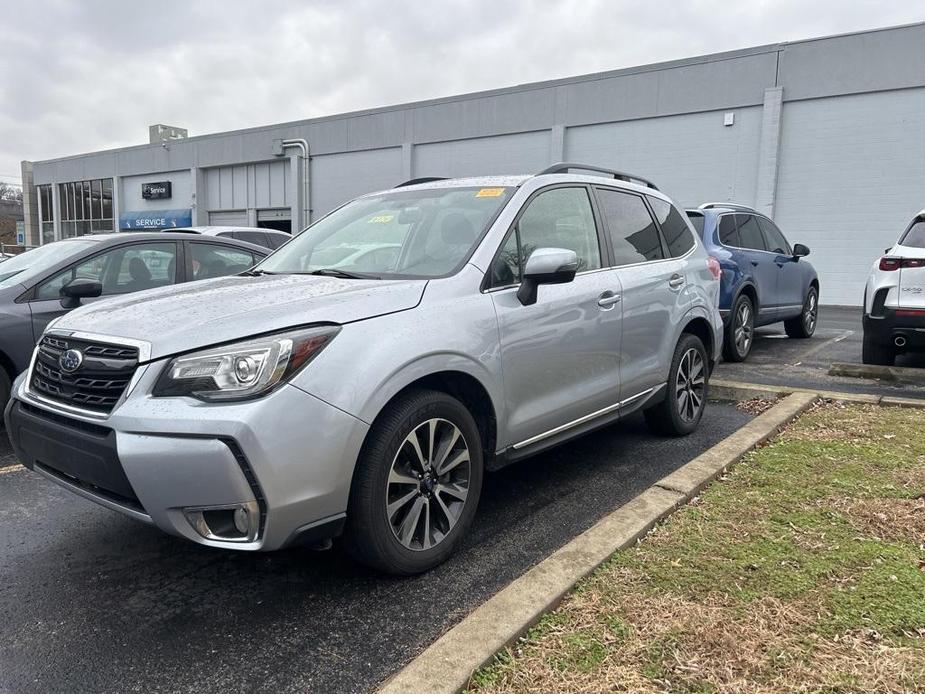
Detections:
0,463,24,475
787,329,854,366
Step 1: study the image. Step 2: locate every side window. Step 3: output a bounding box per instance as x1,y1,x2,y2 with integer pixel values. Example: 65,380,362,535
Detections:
517,187,601,271
718,215,739,247
735,214,767,251
191,243,256,280
757,217,791,255
596,188,664,265
490,229,521,287
649,197,695,257
686,212,705,239
266,233,290,250
36,243,177,300
235,231,270,248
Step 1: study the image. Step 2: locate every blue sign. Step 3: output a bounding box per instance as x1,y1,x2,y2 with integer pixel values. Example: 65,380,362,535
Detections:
120,208,192,230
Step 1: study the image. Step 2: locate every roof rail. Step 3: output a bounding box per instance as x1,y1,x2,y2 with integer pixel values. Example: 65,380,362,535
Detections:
537,162,659,191
698,202,758,213
394,177,448,188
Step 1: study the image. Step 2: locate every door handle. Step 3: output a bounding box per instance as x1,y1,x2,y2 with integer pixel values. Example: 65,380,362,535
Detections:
668,274,685,289
750,261,759,267
597,292,622,308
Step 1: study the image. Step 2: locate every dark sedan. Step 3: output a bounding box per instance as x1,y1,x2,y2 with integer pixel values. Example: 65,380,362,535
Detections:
0,232,267,410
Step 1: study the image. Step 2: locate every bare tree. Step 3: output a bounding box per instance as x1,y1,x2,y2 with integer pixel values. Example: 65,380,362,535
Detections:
0,182,23,202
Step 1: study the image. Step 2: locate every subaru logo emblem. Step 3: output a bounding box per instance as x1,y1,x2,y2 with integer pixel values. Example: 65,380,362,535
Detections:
59,349,83,373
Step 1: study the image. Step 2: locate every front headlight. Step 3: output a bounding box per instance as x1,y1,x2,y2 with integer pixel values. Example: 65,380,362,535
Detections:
153,325,340,402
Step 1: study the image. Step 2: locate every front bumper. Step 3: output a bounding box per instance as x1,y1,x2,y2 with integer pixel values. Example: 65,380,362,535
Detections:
863,309,925,352
5,362,369,551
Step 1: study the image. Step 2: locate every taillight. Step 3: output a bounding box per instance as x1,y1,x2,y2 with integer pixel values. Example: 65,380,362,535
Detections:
880,257,925,271
707,256,722,280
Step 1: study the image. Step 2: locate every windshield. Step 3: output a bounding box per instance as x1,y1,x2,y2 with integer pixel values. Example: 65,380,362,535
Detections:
256,186,514,278
900,220,925,249
0,240,96,289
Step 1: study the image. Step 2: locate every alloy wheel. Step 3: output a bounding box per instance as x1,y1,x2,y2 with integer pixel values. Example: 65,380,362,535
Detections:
675,348,705,423
386,418,471,551
803,292,818,333
734,302,753,356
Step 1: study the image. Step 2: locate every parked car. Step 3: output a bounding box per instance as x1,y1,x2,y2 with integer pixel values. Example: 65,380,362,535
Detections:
0,232,267,411
0,252,13,263
172,226,291,250
862,209,925,365
5,163,722,575
685,203,819,361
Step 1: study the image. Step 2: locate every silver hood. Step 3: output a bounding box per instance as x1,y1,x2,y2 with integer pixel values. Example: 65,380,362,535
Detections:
50,274,427,360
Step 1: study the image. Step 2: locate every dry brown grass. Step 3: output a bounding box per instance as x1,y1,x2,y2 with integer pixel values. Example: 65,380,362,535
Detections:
735,397,779,416
845,497,925,544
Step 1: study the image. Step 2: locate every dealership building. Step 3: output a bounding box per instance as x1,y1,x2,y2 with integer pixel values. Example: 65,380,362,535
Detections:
20,21,925,305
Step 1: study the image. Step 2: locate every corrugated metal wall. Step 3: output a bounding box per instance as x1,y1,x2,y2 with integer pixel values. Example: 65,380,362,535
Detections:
775,87,925,305
310,147,403,217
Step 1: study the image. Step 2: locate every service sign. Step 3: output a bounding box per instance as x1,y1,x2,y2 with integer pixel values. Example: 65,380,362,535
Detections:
142,181,172,200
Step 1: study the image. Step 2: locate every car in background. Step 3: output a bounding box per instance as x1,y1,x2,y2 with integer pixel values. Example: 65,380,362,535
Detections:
0,252,13,263
0,232,267,411
686,203,819,361
172,226,291,251
862,210,925,365
5,163,722,575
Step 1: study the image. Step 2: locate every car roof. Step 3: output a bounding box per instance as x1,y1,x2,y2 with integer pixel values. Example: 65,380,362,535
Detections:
172,226,288,235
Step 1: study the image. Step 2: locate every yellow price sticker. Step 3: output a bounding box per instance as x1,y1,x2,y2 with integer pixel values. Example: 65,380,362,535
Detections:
367,214,395,224
475,188,506,198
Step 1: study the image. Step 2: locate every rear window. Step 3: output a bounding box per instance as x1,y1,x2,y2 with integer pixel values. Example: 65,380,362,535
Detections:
686,212,705,238
900,220,925,248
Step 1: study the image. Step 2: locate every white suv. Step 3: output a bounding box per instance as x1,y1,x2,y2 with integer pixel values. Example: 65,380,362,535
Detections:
862,210,925,365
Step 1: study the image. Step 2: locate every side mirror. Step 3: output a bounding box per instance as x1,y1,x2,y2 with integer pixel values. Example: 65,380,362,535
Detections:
517,247,579,306
793,243,810,259
60,278,103,309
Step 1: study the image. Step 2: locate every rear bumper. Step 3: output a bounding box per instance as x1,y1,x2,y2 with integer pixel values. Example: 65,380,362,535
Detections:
863,309,925,351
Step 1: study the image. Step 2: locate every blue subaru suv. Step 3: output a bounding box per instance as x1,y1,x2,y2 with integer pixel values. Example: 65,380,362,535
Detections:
686,204,819,361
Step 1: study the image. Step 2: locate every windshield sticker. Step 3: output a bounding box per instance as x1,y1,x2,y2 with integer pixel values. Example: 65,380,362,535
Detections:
367,214,395,224
475,188,505,198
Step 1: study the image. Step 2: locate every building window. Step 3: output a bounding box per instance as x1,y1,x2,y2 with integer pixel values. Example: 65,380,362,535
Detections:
58,178,114,237
38,185,55,245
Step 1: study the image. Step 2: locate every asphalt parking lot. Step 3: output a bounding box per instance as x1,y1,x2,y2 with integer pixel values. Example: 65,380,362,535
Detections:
0,403,751,694
716,305,925,400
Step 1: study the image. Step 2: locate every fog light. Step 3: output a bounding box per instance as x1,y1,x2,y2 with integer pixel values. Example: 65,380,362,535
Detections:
183,500,260,543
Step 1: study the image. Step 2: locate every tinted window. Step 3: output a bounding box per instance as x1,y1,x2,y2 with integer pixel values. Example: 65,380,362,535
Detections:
36,242,178,300
489,187,601,287
686,212,705,238
718,215,739,247
735,214,767,251
650,197,695,257
900,220,925,249
234,231,270,248
191,244,256,280
757,217,791,255
265,232,290,250
596,188,664,265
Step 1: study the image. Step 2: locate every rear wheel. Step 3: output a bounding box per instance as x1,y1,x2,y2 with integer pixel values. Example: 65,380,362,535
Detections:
862,329,895,366
344,389,483,575
785,287,818,339
645,334,708,436
723,294,754,362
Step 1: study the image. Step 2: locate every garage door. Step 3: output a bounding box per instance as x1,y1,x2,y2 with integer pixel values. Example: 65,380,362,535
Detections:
208,210,248,226
775,88,925,306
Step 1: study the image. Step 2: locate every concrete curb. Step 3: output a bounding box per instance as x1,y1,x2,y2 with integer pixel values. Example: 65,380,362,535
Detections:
828,361,925,385
711,378,925,407
378,391,818,694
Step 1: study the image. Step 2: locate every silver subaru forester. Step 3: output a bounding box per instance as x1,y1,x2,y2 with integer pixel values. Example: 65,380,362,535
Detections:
5,164,722,575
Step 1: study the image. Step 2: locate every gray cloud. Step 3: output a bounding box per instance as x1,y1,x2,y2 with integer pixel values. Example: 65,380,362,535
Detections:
1,0,922,182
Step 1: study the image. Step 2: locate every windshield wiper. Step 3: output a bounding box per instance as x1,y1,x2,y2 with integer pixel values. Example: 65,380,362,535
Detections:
304,268,381,280
240,269,275,276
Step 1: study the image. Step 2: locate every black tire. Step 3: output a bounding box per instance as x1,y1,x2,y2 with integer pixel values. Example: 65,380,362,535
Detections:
785,286,818,339
722,294,754,362
645,334,708,437
0,367,10,417
344,389,484,575
862,329,895,366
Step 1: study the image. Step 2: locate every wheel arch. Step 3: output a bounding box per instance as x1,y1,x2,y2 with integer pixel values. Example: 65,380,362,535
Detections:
734,281,759,316
680,314,716,364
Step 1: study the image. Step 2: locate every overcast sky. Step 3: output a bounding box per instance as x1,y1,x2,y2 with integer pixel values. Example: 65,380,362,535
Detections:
0,0,922,185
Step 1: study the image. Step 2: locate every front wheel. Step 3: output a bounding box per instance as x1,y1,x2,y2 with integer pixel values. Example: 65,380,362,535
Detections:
344,389,483,575
645,334,708,437
785,287,818,338
0,367,10,415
